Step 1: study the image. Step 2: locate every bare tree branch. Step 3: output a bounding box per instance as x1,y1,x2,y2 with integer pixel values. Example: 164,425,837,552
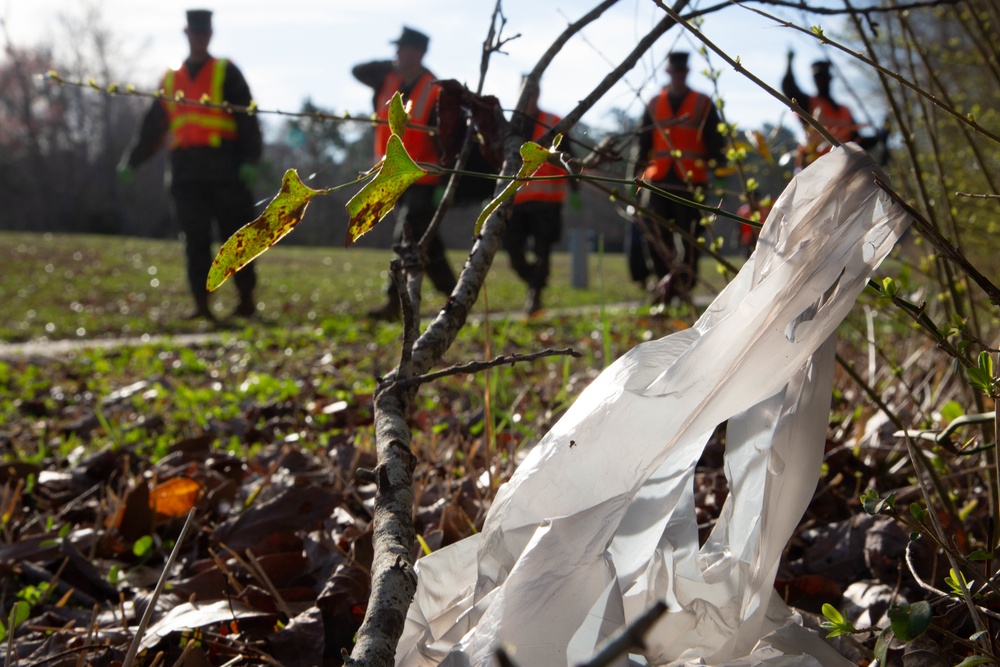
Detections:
734,1,1000,145
344,385,418,667
742,0,960,15
542,1,692,146
576,601,669,667
398,348,582,387
873,174,1000,305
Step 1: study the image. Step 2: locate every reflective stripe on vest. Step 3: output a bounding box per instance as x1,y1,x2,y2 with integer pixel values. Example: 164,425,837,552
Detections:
374,70,440,185
161,57,238,150
643,89,712,184
797,97,858,167
514,111,568,204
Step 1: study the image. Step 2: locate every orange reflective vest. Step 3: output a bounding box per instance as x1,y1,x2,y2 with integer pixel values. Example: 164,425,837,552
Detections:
514,111,568,204
375,71,440,186
797,96,857,167
160,57,238,150
643,89,713,184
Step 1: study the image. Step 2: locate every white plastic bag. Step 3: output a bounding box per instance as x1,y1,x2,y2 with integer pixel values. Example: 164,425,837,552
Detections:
397,145,911,666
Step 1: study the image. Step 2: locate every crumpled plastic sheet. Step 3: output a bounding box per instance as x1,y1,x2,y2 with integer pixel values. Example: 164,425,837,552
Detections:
396,144,912,667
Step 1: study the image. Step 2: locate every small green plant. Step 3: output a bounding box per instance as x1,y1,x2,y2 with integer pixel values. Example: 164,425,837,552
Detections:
945,568,976,598
132,534,155,559
15,582,50,607
0,601,30,642
966,352,996,396
819,604,858,637
860,488,897,515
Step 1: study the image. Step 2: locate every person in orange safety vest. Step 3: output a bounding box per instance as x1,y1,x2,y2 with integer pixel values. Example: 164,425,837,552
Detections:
504,79,581,315
782,53,886,170
631,51,726,300
118,9,262,321
352,26,457,321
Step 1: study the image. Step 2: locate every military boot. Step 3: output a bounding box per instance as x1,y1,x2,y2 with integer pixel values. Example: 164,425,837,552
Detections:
526,288,544,316
185,293,215,321
366,298,401,322
231,287,257,319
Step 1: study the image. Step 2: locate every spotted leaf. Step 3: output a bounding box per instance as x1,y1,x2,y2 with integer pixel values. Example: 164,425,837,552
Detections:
344,134,426,246
207,169,325,291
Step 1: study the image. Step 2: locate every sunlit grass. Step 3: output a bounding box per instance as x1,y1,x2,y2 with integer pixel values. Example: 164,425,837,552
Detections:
1,231,645,343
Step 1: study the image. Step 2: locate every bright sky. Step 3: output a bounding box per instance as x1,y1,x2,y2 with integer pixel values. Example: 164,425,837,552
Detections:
7,0,866,141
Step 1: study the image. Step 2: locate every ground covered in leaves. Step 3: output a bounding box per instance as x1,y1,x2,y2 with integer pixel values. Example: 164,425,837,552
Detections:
2,235,998,666
0,312,660,665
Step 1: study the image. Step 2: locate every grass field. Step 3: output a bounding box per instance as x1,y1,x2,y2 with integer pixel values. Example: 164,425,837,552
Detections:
0,231,661,343
1,231,689,468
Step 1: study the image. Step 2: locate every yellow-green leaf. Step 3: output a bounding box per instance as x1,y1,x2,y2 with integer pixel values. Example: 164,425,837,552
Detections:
388,91,408,137
474,141,551,235
207,169,324,291
344,135,426,246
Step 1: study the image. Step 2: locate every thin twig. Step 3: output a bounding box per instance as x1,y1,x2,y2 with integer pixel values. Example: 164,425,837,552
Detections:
956,192,1000,200
121,508,197,667
903,433,992,653
41,71,432,130
735,1,1000,145
397,348,582,388
838,352,958,519
575,600,668,667
244,549,294,619
873,174,1000,305
744,0,960,15
654,0,839,149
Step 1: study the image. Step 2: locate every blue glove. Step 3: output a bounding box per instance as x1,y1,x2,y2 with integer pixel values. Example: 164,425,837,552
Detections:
116,164,133,185
238,163,259,189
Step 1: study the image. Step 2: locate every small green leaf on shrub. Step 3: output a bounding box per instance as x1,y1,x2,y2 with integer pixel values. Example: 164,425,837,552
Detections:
819,603,856,637
132,534,154,558
821,603,844,625
882,277,898,297
978,351,993,378
968,550,993,561
909,531,921,541
945,568,974,596
887,601,931,642
474,140,551,235
909,503,928,522
861,489,896,515
970,631,988,642
939,400,964,423
966,366,992,393
208,169,326,291
873,627,893,666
